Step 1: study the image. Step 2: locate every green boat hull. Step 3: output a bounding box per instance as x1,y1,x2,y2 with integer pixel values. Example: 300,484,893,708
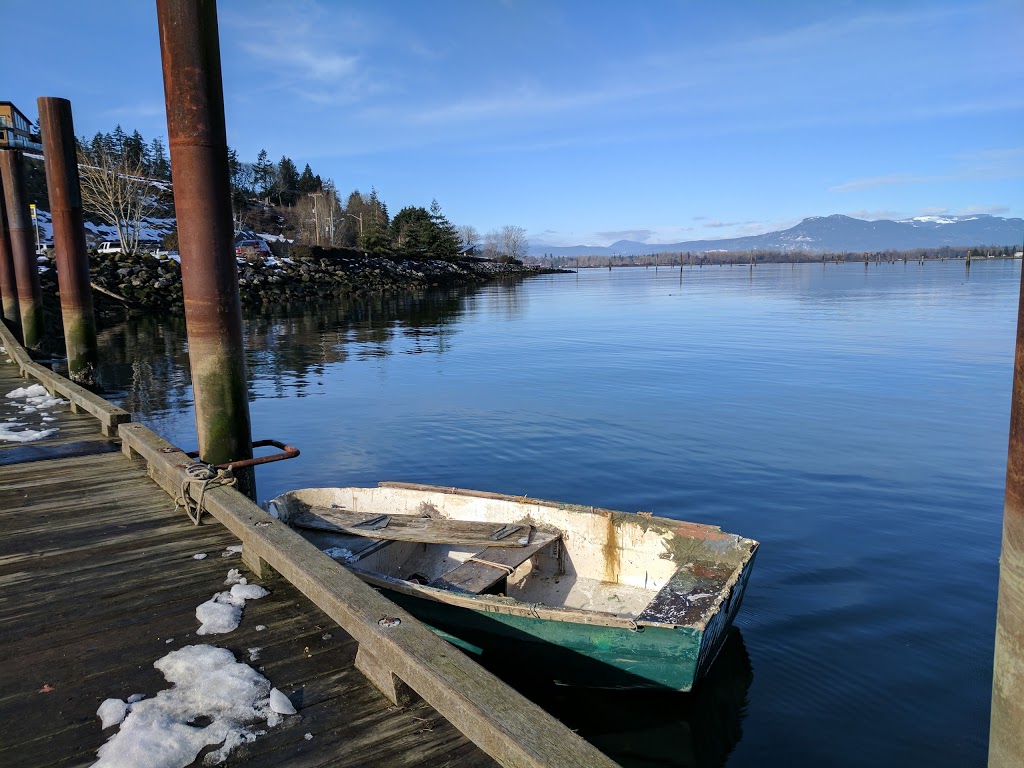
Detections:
375,551,755,691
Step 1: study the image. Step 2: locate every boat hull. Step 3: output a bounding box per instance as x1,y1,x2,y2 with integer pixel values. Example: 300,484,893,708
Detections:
373,547,756,691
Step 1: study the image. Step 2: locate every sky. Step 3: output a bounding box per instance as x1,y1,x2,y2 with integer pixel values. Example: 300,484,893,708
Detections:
3,0,1023,248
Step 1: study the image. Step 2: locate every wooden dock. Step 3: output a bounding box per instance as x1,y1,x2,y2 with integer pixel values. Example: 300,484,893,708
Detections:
0,324,617,767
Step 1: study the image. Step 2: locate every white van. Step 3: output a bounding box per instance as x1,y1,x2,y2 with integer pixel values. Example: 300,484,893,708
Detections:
97,241,122,255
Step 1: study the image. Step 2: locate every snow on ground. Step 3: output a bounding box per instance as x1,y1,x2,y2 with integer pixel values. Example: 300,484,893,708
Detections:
195,582,269,635
92,571,293,766
92,645,282,767
1,384,67,443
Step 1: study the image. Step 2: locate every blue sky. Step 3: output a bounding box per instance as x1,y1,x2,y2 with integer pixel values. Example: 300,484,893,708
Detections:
4,1,1023,247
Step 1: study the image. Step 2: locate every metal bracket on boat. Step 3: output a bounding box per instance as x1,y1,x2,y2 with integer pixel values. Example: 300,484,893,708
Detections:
184,439,300,470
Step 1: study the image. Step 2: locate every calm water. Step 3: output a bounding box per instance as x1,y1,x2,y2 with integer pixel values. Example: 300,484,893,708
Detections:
93,260,1018,767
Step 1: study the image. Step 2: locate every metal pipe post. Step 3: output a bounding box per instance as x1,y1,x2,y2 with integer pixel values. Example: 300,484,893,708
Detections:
0,178,21,335
0,151,44,348
156,0,254,498
37,97,99,386
991,260,1024,765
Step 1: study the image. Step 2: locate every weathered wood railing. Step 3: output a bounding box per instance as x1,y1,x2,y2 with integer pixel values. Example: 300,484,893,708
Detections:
1,320,618,768
0,322,131,436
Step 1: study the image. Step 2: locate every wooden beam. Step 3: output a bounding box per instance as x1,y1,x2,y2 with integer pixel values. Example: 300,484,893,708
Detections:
118,422,619,768
0,321,130,436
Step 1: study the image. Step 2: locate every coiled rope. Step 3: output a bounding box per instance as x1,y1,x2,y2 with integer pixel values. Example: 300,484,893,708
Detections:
176,462,237,525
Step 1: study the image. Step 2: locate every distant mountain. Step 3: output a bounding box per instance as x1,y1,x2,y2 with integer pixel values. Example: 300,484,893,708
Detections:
530,214,1024,257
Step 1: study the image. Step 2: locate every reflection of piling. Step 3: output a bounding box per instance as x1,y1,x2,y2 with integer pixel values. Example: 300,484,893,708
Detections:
991,262,1024,766
0,151,44,349
38,97,99,386
156,0,255,498
0,180,20,334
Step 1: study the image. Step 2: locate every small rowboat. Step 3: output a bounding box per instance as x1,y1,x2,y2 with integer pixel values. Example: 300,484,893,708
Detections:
268,482,758,691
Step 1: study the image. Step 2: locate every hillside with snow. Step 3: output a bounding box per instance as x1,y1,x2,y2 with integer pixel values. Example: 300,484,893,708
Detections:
531,214,1024,257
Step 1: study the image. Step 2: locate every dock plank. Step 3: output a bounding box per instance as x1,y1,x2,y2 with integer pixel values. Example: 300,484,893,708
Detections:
0,359,496,768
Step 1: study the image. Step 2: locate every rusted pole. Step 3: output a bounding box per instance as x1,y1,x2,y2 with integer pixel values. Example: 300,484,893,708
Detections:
0,151,44,349
991,260,1024,767
37,97,99,386
156,0,255,498
0,178,21,335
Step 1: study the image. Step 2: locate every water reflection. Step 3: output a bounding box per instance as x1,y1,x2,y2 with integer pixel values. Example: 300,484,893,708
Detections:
93,282,513,418
486,628,753,768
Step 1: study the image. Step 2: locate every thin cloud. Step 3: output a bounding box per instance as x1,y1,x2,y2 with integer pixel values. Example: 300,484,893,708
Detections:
704,220,756,229
830,173,941,192
958,204,1010,215
596,229,655,242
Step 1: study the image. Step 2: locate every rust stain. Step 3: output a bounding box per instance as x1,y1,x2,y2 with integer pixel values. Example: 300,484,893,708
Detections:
602,513,620,583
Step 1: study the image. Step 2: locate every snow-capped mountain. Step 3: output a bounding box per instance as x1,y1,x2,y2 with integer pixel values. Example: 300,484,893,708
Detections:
531,214,1024,257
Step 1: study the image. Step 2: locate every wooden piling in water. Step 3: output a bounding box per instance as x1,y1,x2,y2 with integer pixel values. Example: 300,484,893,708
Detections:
156,0,254,497
0,177,20,335
990,255,1024,767
37,97,99,386
0,150,44,348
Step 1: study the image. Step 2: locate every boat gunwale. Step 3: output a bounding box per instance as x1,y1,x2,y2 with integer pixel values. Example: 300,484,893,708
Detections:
274,484,759,631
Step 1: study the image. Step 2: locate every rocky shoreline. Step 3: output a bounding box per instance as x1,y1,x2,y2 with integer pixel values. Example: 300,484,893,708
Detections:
37,250,567,317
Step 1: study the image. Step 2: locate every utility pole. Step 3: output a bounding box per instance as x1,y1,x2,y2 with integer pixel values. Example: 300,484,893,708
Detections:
309,191,322,246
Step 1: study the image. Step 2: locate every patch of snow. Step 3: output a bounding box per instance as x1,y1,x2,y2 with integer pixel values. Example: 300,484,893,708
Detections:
323,547,356,561
193,553,208,560
92,645,280,767
248,648,261,662
269,688,296,715
222,545,243,557
304,732,313,741
97,698,129,729
255,625,266,632
224,569,246,585
0,423,57,442
195,577,269,635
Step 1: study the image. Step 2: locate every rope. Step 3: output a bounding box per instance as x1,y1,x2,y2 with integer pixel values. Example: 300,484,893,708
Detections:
176,462,237,525
466,557,516,575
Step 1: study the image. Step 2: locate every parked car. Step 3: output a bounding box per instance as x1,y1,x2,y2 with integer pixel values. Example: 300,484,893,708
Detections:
235,238,271,258
97,241,122,255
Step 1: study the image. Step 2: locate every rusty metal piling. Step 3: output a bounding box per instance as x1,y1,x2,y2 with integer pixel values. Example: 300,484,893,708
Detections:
0,178,20,335
991,260,1024,767
156,0,254,498
37,97,99,386
0,151,44,349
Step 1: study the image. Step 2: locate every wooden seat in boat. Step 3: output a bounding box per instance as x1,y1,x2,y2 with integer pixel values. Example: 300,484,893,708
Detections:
430,529,561,595
290,508,531,547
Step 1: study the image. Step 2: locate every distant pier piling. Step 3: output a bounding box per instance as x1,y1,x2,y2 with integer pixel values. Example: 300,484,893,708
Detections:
991,255,1024,767
0,179,20,334
156,0,255,497
0,151,44,349
37,97,99,386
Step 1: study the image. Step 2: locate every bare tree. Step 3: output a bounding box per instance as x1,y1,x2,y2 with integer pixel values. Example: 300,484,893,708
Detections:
77,145,163,253
499,225,529,262
458,224,480,251
483,229,501,259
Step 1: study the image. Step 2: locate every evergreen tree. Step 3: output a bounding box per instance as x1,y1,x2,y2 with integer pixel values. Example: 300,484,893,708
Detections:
297,163,320,195
149,137,170,179
253,149,275,200
390,206,433,254
123,130,147,169
110,125,127,157
358,187,391,253
428,199,462,260
342,190,366,247
276,156,300,205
